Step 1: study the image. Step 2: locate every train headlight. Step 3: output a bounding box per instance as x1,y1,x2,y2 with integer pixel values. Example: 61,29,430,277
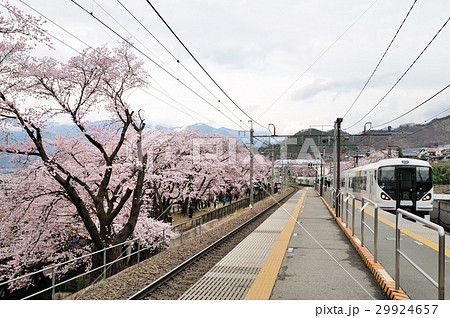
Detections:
422,193,432,201
381,193,390,200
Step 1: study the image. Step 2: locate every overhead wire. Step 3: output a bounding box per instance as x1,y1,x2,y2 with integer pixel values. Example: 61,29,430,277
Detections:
92,0,179,75
256,0,380,121
345,15,450,130
88,0,216,124
365,107,449,150
342,0,419,120
142,0,268,132
373,83,450,129
16,0,212,126
69,0,249,131
393,107,450,144
95,0,233,124
115,0,248,129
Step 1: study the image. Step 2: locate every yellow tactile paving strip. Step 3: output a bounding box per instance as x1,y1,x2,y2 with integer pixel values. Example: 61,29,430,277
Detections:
319,194,410,300
244,189,307,300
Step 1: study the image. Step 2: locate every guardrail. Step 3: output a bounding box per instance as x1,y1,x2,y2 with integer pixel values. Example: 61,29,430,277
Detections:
320,188,446,299
359,197,379,263
199,191,267,224
343,193,356,236
0,217,201,300
395,208,446,300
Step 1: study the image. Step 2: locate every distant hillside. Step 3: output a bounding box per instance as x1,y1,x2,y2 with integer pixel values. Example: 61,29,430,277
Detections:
259,115,450,158
0,122,270,170
364,115,450,149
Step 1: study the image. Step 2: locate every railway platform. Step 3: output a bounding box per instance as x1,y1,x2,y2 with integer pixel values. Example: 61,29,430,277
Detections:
179,188,388,300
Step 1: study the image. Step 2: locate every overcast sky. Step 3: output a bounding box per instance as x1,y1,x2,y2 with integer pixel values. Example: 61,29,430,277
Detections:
12,0,450,134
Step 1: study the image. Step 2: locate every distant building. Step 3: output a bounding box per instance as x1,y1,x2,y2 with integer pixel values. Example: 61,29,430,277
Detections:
419,148,443,159
402,148,420,158
439,145,450,158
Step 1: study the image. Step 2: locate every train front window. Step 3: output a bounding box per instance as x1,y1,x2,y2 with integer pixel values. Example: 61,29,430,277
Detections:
378,167,396,199
416,167,432,199
416,167,431,182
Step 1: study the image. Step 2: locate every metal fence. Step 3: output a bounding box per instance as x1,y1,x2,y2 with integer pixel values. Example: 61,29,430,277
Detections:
343,193,356,236
0,217,202,300
359,197,379,263
321,186,446,300
395,208,446,300
199,191,268,224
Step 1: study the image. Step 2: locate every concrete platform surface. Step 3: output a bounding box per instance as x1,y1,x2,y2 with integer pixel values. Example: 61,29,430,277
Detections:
270,190,388,300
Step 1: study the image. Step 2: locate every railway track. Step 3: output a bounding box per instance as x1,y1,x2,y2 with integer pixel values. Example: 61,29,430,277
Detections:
129,186,299,300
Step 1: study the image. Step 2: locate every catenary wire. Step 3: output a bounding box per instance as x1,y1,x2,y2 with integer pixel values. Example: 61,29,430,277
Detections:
15,1,216,127
342,0,419,119
394,107,450,144
373,83,450,129
143,0,268,132
96,0,246,127
256,0,380,121
69,0,249,132
366,107,449,150
345,15,450,130
116,0,248,128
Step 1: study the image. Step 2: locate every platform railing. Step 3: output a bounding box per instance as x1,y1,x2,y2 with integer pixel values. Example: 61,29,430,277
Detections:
395,208,445,300
343,193,356,236
331,188,336,209
360,197,379,263
0,217,202,300
323,186,334,209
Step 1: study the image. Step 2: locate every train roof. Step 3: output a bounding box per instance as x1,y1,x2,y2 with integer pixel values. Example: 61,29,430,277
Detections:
342,158,431,174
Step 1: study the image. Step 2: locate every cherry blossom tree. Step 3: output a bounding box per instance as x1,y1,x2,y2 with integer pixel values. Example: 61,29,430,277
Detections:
143,129,271,219
339,149,390,172
0,2,271,293
0,2,175,288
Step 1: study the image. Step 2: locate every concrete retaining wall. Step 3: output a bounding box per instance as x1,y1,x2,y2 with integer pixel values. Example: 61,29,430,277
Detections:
431,199,450,231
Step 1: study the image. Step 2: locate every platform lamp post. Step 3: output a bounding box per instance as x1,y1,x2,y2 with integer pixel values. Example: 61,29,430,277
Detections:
268,124,276,196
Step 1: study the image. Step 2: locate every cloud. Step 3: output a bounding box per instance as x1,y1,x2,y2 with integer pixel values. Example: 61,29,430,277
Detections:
291,78,364,101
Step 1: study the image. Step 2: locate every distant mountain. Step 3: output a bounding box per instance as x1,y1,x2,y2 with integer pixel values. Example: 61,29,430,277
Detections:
0,122,270,170
259,115,450,158
168,123,269,147
358,115,450,149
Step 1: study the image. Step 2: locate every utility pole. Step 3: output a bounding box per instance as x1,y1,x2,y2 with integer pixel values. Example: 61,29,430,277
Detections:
269,124,276,196
320,149,324,196
333,125,337,198
335,118,343,218
388,126,392,157
271,145,275,196
249,120,254,209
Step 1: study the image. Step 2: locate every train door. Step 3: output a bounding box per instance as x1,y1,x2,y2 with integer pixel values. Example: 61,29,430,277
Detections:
395,167,417,212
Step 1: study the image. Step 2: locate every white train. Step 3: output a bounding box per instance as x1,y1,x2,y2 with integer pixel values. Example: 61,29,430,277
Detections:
340,158,433,217
296,176,315,187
